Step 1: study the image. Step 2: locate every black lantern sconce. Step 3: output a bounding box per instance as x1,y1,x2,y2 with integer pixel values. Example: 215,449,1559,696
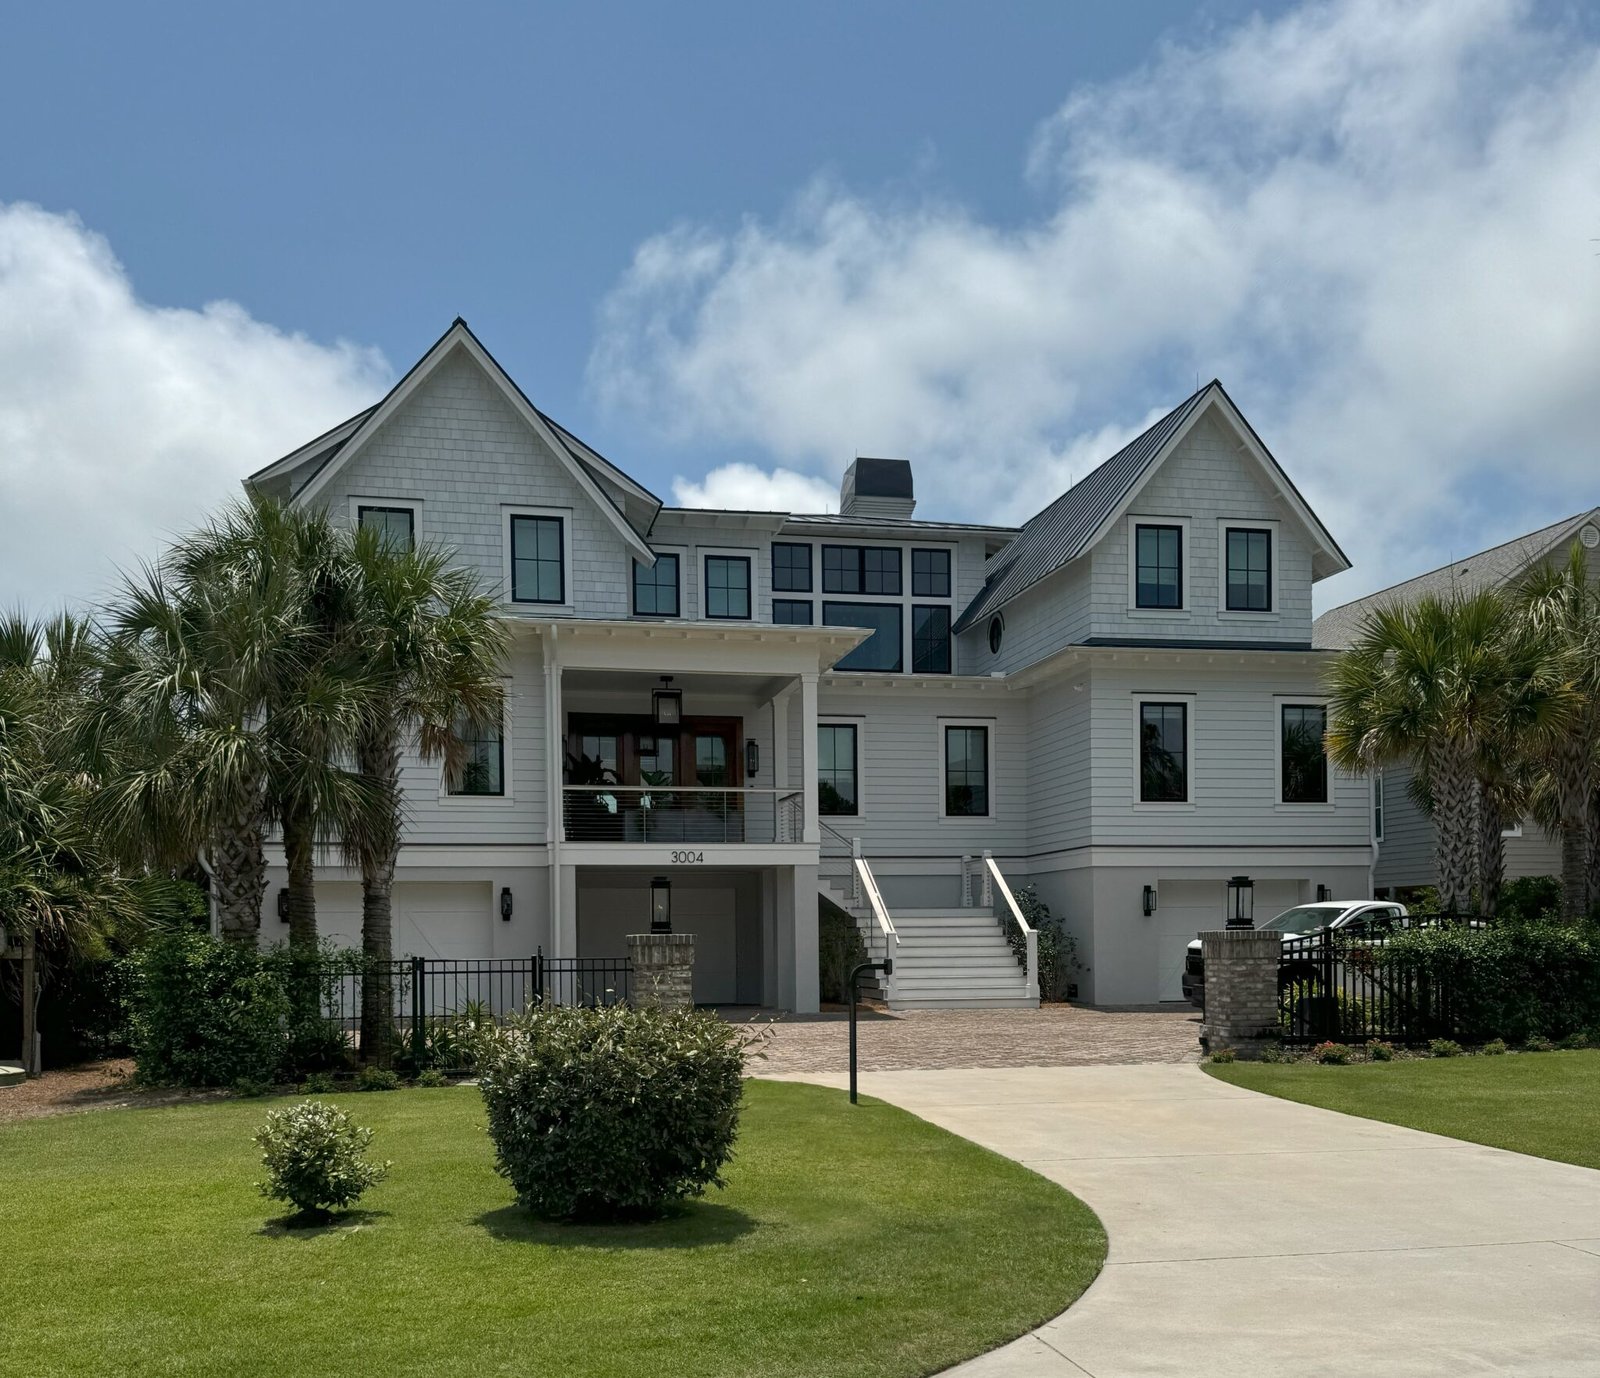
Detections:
1142,884,1158,917
1226,875,1255,930
1316,883,1332,903
277,889,290,924
652,676,683,728
650,876,672,934
745,739,759,778
500,887,514,922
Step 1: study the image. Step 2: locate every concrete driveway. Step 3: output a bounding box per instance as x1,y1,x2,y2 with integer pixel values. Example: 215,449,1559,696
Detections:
776,1064,1600,1377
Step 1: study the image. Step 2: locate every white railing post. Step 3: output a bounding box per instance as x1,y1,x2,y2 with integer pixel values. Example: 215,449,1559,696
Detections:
981,849,994,909
961,855,973,907
1024,928,1039,1003
850,837,863,906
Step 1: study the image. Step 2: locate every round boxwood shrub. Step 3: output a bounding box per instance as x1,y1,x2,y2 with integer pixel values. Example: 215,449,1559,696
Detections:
478,1004,745,1221
254,1100,390,1220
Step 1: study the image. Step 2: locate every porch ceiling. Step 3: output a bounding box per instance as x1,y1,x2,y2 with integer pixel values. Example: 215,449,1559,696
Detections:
562,667,794,701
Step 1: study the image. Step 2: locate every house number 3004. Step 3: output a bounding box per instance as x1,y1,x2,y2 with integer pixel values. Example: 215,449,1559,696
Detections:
670,850,705,864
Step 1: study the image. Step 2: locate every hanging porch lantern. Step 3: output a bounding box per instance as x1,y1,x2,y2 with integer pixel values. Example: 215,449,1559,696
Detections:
652,675,683,728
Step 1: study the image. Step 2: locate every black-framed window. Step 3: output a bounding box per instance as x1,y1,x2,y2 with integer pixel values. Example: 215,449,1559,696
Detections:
1281,704,1329,804
944,725,989,817
772,542,813,593
510,515,564,604
704,555,751,619
1134,524,1183,609
448,716,504,797
1373,771,1385,841
912,605,951,674
1226,528,1272,611
824,602,903,672
818,723,858,816
632,553,680,617
772,598,814,625
822,545,901,595
357,505,415,551
911,548,951,598
1139,702,1188,802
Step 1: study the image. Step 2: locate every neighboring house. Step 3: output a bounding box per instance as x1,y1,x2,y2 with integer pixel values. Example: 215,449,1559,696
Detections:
1313,509,1600,897
245,318,1369,1009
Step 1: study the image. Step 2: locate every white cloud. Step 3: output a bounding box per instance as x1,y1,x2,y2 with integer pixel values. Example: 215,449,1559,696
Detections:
590,0,1600,605
0,203,390,611
671,462,838,513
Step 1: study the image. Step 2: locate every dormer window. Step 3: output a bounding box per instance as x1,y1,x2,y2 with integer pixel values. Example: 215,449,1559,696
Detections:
509,513,566,604
1134,524,1184,609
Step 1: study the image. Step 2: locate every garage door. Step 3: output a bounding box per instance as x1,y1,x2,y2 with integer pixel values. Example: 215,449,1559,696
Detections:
1156,881,1223,1002
309,881,493,959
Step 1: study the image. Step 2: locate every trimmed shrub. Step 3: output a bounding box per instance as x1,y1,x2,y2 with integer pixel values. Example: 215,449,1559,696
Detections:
1498,876,1562,925
1208,1047,1237,1064
300,1072,338,1093
1556,1031,1590,1051
254,1101,389,1218
1012,886,1080,1002
817,902,867,1005
356,1066,400,1092
1481,1038,1508,1056
1366,1040,1396,1061
1257,1044,1295,1063
1312,1041,1353,1065
478,1004,746,1221
414,1069,447,1088
1429,1038,1463,1058
1524,1033,1555,1052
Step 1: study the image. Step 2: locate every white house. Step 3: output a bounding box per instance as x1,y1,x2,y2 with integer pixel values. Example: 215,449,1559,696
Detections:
245,319,1370,1010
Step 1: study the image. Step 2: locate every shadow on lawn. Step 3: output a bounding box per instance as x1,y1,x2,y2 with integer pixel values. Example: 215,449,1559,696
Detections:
258,1208,390,1238
475,1200,757,1250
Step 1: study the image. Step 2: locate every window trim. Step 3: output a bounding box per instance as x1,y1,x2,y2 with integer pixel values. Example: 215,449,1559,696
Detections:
938,717,996,822
1274,696,1334,811
502,506,572,610
823,601,904,673
1126,516,1191,616
349,497,421,548
771,541,814,594
699,547,755,621
818,717,864,818
821,543,903,597
631,547,684,619
1132,694,1196,810
439,698,514,806
1217,519,1279,618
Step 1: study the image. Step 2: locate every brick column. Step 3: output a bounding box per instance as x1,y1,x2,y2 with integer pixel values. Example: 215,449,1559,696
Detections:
627,933,695,1010
1199,929,1281,1058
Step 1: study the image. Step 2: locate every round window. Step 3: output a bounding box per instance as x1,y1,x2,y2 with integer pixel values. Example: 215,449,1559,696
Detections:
988,614,1004,655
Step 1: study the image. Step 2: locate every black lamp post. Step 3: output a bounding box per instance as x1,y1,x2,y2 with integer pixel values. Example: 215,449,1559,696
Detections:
650,876,672,934
1226,875,1255,930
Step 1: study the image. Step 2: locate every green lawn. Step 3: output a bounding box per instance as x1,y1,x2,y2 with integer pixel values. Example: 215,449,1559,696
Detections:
1209,1049,1600,1170
2,1079,1103,1378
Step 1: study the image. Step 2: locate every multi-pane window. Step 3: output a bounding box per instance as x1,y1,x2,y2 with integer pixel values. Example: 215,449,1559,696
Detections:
818,724,858,816
704,555,751,619
633,553,680,617
1373,771,1385,841
772,542,813,593
1134,524,1183,609
1281,704,1329,803
358,505,415,550
1139,703,1188,802
911,605,951,674
1225,528,1272,611
824,603,903,672
943,725,989,817
448,716,504,796
822,545,901,596
772,599,814,625
510,515,564,604
911,549,951,598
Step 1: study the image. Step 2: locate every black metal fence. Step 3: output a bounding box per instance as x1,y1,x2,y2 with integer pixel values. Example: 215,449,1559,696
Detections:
314,951,631,1069
1278,922,1465,1045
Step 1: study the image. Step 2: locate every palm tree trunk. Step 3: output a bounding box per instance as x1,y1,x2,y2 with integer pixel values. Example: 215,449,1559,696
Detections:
358,730,403,1066
1587,784,1600,919
1476,783,1505,918
1557,738,1589,921
211,795,266,942
20,933,38,1077
281,802,318,952
1433,745,1475,915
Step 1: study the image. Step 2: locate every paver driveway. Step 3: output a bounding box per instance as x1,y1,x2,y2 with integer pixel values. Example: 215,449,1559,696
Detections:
776,1063,1600,1377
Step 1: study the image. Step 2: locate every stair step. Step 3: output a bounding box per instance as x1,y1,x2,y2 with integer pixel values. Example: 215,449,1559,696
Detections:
889,996,1039,1010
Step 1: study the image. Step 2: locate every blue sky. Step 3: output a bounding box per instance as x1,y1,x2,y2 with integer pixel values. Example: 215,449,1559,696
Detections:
3,0,1599,612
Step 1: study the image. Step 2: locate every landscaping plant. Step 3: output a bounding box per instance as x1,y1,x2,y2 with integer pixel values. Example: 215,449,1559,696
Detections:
477,1003,746,1221
1428,1038,1464,1058
254,1100,389,1219
1481,1038,1508,1056
1312,1041,1353,1065
357,1066,401,1092
1366,1040,1396,1061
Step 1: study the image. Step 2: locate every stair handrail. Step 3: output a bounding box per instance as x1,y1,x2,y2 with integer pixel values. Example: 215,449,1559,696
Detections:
854,849,899,950
983,850,1037,1003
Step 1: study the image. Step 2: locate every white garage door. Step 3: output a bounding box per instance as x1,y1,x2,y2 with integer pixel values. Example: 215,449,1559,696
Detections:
310,881,493,959
1156,881,1223,1002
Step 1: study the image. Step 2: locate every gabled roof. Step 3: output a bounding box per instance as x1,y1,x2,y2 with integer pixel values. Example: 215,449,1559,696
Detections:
245,319,661,562
952,380,1348,633
1313,508,1600,649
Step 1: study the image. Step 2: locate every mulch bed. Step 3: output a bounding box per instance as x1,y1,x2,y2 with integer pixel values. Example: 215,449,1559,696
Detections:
0,1059,224,1124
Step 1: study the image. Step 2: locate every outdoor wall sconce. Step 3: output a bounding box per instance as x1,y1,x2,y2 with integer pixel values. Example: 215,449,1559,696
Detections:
500,887,513,922
1226,875,1256,930
277,889,290,924
650,876,672,934
1142,885,1158,917
652,675,683,728
1316,883,1332,903
745,739,759,778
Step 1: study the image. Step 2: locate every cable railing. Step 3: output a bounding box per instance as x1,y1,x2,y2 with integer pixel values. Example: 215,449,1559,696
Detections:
562,786,805,844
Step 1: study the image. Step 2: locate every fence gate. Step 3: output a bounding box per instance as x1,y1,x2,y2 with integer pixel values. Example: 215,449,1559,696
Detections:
1278,929,1454,1045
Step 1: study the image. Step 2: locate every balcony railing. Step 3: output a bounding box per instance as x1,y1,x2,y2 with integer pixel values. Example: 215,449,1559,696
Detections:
562,786,805,845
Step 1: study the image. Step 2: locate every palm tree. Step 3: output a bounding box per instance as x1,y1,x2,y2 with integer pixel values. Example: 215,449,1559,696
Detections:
1517,543,1600,919
1326,589,1570,914
342,526,506,1062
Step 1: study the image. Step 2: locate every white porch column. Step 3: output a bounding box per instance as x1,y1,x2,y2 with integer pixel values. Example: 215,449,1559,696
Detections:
799,672,819,844
554,864,578,960
791,863,819,1013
